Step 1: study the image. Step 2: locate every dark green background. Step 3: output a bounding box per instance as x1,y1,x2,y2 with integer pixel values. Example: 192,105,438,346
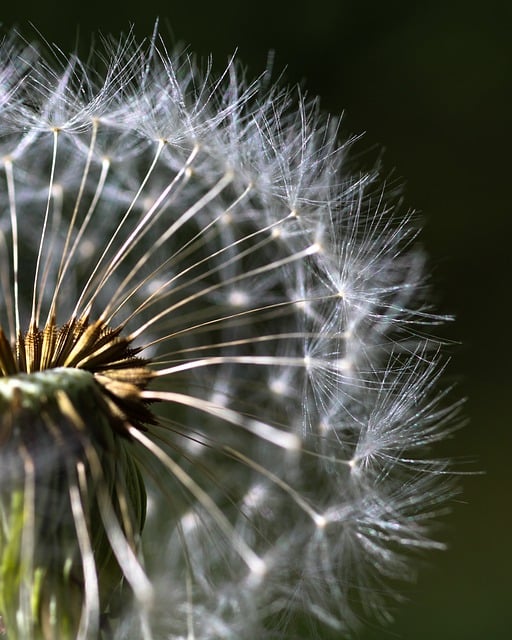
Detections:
2,2,510,638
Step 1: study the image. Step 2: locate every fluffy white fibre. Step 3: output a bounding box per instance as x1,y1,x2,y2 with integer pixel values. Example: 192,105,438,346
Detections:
0,28,460,639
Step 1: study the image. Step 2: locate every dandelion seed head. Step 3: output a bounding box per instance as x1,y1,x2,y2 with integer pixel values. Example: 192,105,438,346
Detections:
0,26,462,639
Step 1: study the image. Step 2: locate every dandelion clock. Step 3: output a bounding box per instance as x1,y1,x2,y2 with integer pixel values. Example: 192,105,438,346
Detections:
0,28,461,639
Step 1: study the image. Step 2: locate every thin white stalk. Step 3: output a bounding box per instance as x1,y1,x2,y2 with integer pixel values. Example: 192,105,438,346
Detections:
36,181,62,323
58,119,99,283
0,230,15,341
3,158,20,338
73,139,166,317
98,167,234,320
107,179,253,321
143,294,334,351
51,156,111,321
154,331,321,359
69,468,100,640
55,390,154,630
92,145,200,316
32,128,59,327
140,390,300,451
223,445,326,527
156,354,317,377
48,119,100,322
132,243,319,339
122,207,292,327
129,426,267,578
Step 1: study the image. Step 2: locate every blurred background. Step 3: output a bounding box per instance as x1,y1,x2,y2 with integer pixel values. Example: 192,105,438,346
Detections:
2,1,510,638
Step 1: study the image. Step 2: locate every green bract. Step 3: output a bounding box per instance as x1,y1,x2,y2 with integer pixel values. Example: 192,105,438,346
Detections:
0,368,146,638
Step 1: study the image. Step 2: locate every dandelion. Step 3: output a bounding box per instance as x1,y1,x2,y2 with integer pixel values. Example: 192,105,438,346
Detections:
0,28,460,639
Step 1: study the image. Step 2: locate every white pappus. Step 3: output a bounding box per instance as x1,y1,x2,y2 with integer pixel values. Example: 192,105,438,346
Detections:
0,27,461,640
